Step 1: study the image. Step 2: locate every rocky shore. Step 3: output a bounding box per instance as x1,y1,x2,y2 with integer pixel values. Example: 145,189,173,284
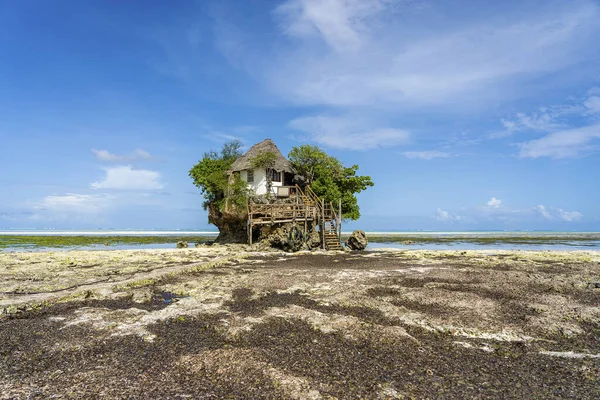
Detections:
1,248,599,398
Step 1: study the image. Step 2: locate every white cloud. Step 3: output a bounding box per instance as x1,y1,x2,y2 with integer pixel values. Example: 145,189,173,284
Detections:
517,124,600,158
583,96,600,114
558,209,583,222
433,202,583,225
33,193,114,214
505,111,563,133
403,151,452,160
486,197,501,208
536,204,552,219
263,0,600,107
275,0,391,52
92,149,154,163
536,204,582,221
435,208,461,222
493,103,587,138
289,115,409,150
91,166,164,190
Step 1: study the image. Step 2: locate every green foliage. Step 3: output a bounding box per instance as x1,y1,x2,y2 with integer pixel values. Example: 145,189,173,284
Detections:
250,151,277,170
226,175,252,208
288,145,374,220
188,140,245,210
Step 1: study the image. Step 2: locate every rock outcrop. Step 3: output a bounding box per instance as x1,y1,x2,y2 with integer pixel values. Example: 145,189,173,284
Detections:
254,222,320,252
208,198,323,251
208,202,248,244
346,230,368,250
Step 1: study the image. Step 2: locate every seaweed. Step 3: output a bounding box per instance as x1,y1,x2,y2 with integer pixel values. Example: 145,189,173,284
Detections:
0,235,215,249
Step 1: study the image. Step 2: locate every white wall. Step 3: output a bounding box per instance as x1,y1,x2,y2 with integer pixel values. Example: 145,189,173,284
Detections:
241,168,283,196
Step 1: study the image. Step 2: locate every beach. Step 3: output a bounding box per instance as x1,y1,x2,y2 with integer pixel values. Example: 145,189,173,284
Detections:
1,247,599,398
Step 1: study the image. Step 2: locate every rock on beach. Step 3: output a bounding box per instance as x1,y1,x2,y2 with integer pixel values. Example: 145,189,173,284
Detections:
346,229,368,250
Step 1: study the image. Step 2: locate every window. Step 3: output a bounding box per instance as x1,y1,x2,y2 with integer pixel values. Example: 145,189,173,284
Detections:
269,169,281,182
247,169,254,183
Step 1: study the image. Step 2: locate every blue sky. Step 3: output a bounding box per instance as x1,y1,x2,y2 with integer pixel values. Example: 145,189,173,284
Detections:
1,0,600,231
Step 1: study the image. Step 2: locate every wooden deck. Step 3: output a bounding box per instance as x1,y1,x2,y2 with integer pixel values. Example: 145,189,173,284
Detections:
248,185,342,250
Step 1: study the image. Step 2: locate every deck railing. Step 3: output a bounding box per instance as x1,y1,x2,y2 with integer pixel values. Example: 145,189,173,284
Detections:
247,184,341,248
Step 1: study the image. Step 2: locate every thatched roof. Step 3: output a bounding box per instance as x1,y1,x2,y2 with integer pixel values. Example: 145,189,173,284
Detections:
229,138,294,173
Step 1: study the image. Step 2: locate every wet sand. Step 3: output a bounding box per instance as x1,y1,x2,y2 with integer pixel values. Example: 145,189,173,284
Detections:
1,248,599,399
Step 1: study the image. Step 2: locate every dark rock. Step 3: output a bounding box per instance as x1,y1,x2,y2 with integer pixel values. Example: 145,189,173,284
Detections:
587,281,600,289
286,225,304,252
264,224,305,252
346,230,368,251
176,241,188,249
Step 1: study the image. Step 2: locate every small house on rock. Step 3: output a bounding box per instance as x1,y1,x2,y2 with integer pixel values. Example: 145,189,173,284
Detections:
228,138,343,251
229,139,296,197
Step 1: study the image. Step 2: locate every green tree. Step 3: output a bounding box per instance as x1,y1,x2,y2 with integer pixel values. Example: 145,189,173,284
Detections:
188,140,246,210
250,151,277,196
288,145,373,220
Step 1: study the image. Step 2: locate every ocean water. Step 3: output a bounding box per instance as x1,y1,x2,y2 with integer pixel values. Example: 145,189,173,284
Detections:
367,241,600,251
1,230,600,252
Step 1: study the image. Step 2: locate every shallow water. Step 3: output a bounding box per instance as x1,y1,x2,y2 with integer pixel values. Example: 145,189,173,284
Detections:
1,243,180,252
3,240,600,252
2,230,600,252
367,241,600,251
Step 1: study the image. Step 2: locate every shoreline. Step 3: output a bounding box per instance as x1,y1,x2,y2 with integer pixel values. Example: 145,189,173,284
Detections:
2,232,600,252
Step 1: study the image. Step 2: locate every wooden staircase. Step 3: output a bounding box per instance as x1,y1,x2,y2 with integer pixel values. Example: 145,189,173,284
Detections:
301,186,343,251
323,224,342,250
247,184,342,251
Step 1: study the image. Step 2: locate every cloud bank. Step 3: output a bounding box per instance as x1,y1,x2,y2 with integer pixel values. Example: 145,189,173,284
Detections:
91,166,164,190
289,115,409,150
517,124,600,159
265,0,600,107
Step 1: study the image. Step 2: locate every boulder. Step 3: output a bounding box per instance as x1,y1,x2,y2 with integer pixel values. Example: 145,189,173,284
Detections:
287,225,305,252
264,224,305,252
176,241,188,248
345,230,368,251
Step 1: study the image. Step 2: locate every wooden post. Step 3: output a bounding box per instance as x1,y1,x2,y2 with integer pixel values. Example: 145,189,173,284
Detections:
248,217,253,245
321,198,325,249
338,198,342,245
304,204,307,241
247,199,252,245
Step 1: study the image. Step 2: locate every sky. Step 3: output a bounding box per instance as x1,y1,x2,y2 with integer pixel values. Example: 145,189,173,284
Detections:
1,0,600,231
